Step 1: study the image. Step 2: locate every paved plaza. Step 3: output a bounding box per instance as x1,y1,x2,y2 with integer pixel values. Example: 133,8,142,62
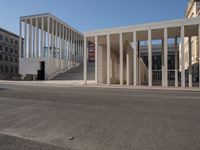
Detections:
0,82,200,150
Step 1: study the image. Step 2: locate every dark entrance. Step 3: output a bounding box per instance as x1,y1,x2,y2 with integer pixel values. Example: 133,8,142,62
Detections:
37,61,45,80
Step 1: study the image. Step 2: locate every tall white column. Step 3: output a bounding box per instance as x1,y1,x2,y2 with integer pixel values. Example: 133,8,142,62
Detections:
36,18,39,57
19,19,22,58
133,31,137,86
181,25,185,88
199,24,200,88
24,19,27,58
59,24,61,59
84,36,87,85
95,36,98,84
120,33,123,86
126,50,130,85
188,36,192,88
41,17,44,57
47,17,50,58
29,18,32,58
33,20,36,58
163,27,168,87
175,37,178,87
51,19,54,58
55,22,58,58
107,34,111,85
148,30,152,87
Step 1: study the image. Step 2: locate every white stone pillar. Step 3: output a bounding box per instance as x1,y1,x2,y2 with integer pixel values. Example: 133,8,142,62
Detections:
95,36,98,84
24,19,27,58
51,19,54,58
19,19,22,58
181,25,185,88
133,31,137,86
164,27,168,87
36,18,39,57
29,18,32,58
55,22,58,58
148,30,152,86
188,36,192,88
47,17,50,58
175,37,178,87
107,34,111,85
33,20,36,58
41,17,44,57
199,24,200,88
120,33,123,86
59,23,61,59
84,36,87,84
126,50,130,85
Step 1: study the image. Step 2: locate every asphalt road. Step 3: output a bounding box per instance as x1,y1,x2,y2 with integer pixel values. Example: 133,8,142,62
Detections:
0,84,200,150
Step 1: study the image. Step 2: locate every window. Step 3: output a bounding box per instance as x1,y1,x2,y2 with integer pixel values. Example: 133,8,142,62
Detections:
15,66,18,73
10,57,13,62
10,66,13,73
10,48,13,53
5,65,8,73
5,56,8,61
0,55,2,60
5,37,8,42
0,45,2,51
5,47,8,52
15,40,18,45
15,49,17,54
15,57,17,62
10,39,13,44
0,35,2,40
0,65,2,73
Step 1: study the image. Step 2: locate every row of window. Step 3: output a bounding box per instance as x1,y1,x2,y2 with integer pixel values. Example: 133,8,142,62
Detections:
0,34,18,45
0,44,18,54
0,55,18,62
0,65,18,74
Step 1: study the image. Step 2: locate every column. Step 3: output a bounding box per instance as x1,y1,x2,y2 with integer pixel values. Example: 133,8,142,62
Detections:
133,31,137,86
47,17,50,57
24,19,27,58
126,50,130,85
188,36,192,88
36,18,39,57
199,24,200,88
33,20,36,57
175,37,178,87
29,18,32,58
164,27,168,87
55,22,58,58
84,36,87,84
120,33,123,86
181,25,185,88
107,34,111,85
59,24,61,59
95,36,98,85
41,17,44,57
148,30,152,87
19,19,22,58
51,19,54,58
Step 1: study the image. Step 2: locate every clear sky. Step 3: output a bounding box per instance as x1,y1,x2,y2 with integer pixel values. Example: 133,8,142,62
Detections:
0,0,188,35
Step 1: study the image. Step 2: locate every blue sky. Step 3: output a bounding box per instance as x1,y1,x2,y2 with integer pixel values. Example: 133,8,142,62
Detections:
0,0,188,35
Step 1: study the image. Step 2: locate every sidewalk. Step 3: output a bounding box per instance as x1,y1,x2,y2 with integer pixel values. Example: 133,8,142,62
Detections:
1,80,200,92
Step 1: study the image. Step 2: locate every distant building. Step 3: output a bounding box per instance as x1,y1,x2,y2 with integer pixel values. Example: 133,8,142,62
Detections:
0,28,22,80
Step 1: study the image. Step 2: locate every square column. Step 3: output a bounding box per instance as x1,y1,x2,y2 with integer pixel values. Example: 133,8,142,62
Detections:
148,30,152,87
188,36,192,88
120,33,123,86
95,36,98,85
51,19,54,58
107,34,111,85
163,28,168,87
133,31,137,86
36,18,39,57
126,50,130,85
19,19,22,58
24,19,27,58
41,17,44,57
175,37,178,87
84,36,87,85
29,18,32,58
181,25,185,88
47,17,50,58
199,24,200,88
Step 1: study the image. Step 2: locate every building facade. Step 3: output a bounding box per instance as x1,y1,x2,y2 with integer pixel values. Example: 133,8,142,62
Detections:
19,13,84,80
0,28,21,80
